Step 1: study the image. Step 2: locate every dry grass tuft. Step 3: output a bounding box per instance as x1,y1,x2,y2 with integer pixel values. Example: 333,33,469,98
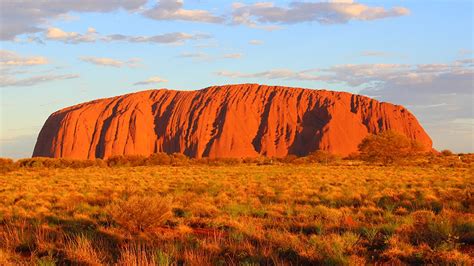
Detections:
107,195,172,234
116,243,158,266
65,234,105,265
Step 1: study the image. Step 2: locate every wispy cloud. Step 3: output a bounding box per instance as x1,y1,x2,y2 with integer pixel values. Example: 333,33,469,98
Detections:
216,59,473,91
0,134,38,159
249,40,264,45
223,53,243,59
178,52,211,60
458,49,473,56
0,74,79,87
79,56,141,68
216,69,315,80
360,51,391,57
0,50,79,88
41,27,211,45
103,32,211,45
134,76,168,85
179,51,244,62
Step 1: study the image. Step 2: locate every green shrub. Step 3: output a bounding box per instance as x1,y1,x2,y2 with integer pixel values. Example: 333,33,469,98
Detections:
358,131,424,164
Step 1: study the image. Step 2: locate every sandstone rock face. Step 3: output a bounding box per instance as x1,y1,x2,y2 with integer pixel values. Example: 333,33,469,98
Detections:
33,84,432,159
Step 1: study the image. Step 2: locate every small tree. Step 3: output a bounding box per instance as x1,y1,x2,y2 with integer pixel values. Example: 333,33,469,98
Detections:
358,130,424,164
440,149,453,156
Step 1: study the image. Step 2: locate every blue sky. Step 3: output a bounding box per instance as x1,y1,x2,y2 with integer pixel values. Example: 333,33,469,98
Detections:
1,0,473,158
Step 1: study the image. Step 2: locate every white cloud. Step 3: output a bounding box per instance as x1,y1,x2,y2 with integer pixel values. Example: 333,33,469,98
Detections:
45,27,98,43
0,50,48,67
79,57,123,67
134,76,168,85
0,0,147,40
231,1,409,28
79,56,141,68
144,0,224,23
249,40,264,45
46,27,74,39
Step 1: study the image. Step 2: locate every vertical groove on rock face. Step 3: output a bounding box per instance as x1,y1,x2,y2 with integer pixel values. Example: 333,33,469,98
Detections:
95,98,122,158
33,84,433,159
252,90,277,154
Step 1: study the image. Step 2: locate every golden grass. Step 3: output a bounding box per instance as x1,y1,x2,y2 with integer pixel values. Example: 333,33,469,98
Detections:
0,163,472,264
107,195,172,234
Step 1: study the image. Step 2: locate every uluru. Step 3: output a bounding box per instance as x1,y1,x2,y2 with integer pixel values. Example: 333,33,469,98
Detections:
33,84,432,159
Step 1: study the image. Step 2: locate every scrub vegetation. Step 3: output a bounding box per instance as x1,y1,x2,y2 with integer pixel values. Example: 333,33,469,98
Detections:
0,152,472,265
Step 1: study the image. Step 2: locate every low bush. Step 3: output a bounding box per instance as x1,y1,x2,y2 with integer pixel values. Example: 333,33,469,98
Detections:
306,150,340,164
195,157,241,166
17,157,105,168
169,153,190,166
0,158,17,173
440,149,454,156
106,155,147,167
107,195,172,234
3,149,473,170
409,211,453,248
145,152,173,165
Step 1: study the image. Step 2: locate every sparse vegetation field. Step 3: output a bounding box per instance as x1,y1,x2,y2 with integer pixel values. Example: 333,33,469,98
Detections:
0,163,473,265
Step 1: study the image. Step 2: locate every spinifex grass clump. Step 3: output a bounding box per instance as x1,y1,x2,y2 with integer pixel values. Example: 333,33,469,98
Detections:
107,195,172,234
